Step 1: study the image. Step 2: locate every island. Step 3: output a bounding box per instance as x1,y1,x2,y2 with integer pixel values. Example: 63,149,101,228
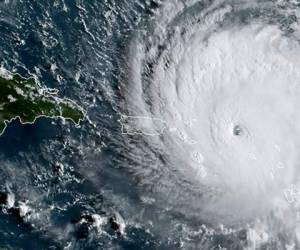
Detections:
0,71,85,135
119,115,166,136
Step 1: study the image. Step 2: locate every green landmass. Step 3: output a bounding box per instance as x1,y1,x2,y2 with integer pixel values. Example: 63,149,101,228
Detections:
0,72,85,135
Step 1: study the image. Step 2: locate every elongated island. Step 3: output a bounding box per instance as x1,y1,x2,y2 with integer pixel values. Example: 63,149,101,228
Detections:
0,71,85,135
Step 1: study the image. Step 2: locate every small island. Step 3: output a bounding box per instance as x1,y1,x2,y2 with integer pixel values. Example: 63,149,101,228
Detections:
0,71,85,135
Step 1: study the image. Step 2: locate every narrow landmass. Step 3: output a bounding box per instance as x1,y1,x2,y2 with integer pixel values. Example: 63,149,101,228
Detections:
119,115,166,136
0,71,85,135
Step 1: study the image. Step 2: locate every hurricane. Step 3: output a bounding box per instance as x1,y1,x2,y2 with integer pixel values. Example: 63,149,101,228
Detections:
115,0,300,248
2,0,300,249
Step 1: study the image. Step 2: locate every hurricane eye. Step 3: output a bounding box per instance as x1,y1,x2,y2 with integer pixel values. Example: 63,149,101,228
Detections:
233,125,243,136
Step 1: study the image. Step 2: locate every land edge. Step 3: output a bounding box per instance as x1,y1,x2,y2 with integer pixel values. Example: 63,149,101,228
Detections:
118,114,167,136
0,70,87,136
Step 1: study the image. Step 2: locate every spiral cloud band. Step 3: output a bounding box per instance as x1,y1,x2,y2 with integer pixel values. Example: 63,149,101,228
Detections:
120,0,300,248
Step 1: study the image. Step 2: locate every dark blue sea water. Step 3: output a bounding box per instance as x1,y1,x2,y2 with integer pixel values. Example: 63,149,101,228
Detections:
0,0,165,249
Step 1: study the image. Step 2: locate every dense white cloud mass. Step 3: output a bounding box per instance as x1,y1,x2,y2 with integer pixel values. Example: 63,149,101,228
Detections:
158,24,300,219
121,0,300,248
